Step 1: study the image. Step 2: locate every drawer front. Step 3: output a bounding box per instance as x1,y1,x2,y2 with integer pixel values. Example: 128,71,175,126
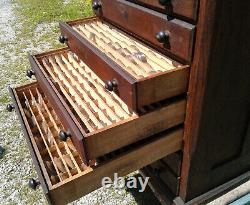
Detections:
60,18,190,110
127,0,199,21
8,82,183,204
29,47,187,160
94,0,195,62
59,20,137,109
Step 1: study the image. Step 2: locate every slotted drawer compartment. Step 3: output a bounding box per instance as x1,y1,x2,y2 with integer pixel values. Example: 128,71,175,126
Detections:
91,0,195,61
28,47,187,163
60,18,190,110
8,82,183,205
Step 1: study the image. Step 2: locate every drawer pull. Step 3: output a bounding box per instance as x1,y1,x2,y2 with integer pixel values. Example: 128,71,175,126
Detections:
105,79,118,92
28,178,40,190
59,130,71,141
6,104,15,112
92,1,102,11
156,31,169,43
159,0,171,6
26,70,35,78
59,35,68,44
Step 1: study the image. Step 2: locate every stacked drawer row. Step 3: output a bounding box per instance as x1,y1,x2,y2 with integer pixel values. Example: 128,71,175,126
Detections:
8,0,197,204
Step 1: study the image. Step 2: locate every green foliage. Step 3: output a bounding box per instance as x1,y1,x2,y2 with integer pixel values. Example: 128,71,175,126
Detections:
15,0,93,27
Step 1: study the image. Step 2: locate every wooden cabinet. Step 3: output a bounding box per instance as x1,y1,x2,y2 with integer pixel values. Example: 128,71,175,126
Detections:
6,0,250,204
9,82,182,205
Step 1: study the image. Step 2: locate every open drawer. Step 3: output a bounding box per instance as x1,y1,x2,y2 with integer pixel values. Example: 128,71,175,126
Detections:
60,18,190,110
91,0,195,62
28,47,187,163
8,82,183,205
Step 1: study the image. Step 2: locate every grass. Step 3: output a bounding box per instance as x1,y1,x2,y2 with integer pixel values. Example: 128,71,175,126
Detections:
0,1,93,204
0,1,159,204
15,0,93,28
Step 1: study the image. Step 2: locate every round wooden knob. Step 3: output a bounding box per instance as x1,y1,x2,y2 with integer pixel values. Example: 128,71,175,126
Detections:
28,178,40,190
26,70,35,78
159,0,171,6
105,79,118,92
156,31,169,43
59,130,71,141
59,35,68,44
6,104,14,112
92,1,102,10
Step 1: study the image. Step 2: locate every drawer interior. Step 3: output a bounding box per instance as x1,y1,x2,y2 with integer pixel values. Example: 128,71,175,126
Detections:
70,19,187,80
11,82,91,187
35,48,136,134
10,82,183,205
32,47,187,160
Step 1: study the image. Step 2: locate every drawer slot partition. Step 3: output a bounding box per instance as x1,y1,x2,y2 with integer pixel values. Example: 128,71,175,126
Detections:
9,83,90,187
70,19,185,79
94,0,196,62
35,49,135,133
61,19,190,110
30,47,187,161
9,84,50,198
9,82,183,205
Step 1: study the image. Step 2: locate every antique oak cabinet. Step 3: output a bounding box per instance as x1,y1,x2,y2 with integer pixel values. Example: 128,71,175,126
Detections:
7,0,250,204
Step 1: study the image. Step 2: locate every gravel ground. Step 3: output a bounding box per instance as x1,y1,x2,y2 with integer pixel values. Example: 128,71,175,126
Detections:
0,0,159,204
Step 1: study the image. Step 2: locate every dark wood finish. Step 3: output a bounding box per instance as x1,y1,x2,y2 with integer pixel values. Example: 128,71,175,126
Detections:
180,0,250,201
29,52,88,164
128,0,199,22
9,83,51,203
162,151,182,176
60,18,190,111
95,0,195,62
59,20,137,110
29,47,187,161
183,171,250,205
49,128,183,205
141,170,250,205
9,87,184,204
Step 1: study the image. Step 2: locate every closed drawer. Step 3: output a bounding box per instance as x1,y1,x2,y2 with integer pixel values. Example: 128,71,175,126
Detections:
60,19,190,110
28,47,187,163
8,82,183,205
92,0,195,61
126,0,199,22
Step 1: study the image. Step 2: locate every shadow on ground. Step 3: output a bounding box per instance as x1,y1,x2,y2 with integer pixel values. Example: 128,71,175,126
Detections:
126,174,161,205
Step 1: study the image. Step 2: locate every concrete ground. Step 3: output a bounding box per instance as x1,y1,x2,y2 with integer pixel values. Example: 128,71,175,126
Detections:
0,0,249,204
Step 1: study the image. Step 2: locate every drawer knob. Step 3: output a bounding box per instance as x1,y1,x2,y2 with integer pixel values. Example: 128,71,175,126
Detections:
105,79,118,92
92,1,102,10
6,104,15,112
156,31,169,43
28,178,40,190
159,0,171,6
59,35,68,44
26,70,35,78
59,130,71,141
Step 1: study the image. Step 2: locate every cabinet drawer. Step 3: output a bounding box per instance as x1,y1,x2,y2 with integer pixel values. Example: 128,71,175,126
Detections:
92,0,195,61
8,82,183,205
127,0,199,22
28,47,187,162
60,19,190,110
